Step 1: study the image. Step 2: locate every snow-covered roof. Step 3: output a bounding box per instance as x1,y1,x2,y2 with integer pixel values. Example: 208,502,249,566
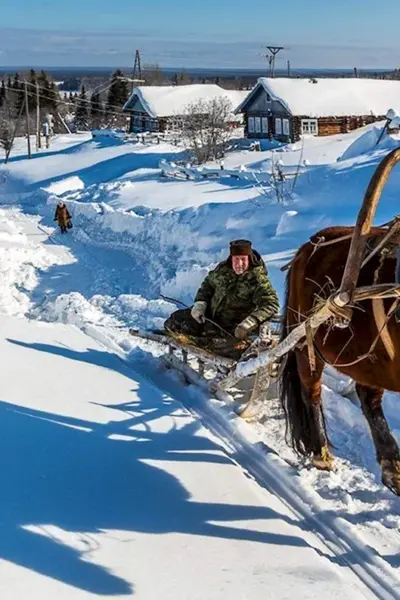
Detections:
236,77,400,118
124,84,248,118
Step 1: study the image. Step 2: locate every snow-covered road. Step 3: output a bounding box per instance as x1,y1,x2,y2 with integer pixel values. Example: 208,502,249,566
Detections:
0,209,375,599
2,130,400,598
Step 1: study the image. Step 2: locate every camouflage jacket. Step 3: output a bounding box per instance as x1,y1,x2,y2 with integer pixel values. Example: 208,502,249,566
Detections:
194,256,279,331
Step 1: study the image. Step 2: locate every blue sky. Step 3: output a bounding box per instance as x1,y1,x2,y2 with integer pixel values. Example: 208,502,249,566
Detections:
1,0,399,69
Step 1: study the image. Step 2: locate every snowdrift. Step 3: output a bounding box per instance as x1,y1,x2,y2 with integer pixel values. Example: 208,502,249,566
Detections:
3,126,400,309
339,123,400,162
1,129,400,594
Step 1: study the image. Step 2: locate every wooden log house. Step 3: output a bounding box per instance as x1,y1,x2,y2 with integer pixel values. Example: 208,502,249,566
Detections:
235,77,400,142
123,85,248,134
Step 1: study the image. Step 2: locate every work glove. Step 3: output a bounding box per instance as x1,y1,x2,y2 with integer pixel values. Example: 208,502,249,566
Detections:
191,301,207,324
234,316,258,340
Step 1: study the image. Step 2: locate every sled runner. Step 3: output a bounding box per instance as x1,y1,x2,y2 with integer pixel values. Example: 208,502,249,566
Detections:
137,148,400,495
129,326,281,420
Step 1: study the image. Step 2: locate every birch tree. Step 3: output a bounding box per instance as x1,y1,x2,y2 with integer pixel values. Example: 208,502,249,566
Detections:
180,96,233,164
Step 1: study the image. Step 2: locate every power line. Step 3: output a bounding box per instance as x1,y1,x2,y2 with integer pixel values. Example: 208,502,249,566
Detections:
4,77,128,113
3,84,129,120
4,74,144,113
4,85,125,119
263,45,285,77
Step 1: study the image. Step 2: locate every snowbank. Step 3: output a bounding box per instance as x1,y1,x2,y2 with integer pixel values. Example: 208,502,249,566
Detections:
43,176,85,195
36,291,174,332
44,191,290,304
339,124,400,161
2,130,400,592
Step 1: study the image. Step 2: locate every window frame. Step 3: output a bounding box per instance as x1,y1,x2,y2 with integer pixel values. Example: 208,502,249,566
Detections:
261,117,269,133
282,118,290,136
248,116,255,133
301,118,318,136
275,117,282,135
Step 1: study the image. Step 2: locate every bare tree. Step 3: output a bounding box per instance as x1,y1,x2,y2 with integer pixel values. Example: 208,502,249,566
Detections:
142,64,165,85
0,100,18,155
0,113,13,153
180,96,234,164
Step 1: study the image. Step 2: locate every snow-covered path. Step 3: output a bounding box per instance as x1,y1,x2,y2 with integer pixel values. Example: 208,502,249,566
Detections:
2,130,400,598
0,211,374,599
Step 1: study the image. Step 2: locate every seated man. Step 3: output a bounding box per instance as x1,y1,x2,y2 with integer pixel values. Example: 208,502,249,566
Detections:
164,239,280,356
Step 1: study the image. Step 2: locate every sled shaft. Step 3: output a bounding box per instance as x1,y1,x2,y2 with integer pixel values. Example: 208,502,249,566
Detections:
129,328,235,369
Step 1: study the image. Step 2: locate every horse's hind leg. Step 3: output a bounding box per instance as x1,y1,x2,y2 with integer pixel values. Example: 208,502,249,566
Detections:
296,350,334,470
356,384,400,495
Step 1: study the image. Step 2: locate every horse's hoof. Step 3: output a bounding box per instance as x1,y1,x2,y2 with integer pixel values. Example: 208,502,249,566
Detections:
312,447,335,471
312,456,334,471
381,459,400,495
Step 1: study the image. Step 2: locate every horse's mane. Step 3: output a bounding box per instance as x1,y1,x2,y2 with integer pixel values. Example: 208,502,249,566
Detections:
306,225,388,247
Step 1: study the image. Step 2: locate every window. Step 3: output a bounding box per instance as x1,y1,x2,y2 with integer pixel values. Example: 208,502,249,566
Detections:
261,117,269,133
248,117,255,133
275,118,282,135
133,115,142,130
254,117,261,133
282,118,290,136
301,119,318,135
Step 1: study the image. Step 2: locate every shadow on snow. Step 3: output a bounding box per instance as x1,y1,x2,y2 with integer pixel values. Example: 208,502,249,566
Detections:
2,337,311,596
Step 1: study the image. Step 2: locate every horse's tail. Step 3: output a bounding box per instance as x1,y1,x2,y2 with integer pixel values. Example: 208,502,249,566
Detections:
279,263,328,457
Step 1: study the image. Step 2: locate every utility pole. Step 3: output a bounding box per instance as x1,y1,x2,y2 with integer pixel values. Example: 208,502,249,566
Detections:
36,82,41,151
24,81,32,159
264,45,285,77
5,98,25,164
287,60,291,77
132,49,143,91
57,111,72,134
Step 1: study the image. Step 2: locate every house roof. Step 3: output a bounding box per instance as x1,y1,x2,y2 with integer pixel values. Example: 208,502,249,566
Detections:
124,84,249,119
236,77,400,118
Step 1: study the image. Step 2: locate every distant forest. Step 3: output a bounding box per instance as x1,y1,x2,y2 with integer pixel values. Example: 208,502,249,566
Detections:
1,64,400,96
1,63,400,149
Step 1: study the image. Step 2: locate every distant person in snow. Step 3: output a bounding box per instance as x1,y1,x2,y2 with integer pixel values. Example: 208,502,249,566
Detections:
54,201,72,234
164,239,279,356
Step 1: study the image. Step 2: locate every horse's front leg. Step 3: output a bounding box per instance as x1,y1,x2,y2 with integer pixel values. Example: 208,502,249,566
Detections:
356,384,400,495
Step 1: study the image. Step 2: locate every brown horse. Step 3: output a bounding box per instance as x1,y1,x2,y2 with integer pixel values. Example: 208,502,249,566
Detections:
279,224,400,495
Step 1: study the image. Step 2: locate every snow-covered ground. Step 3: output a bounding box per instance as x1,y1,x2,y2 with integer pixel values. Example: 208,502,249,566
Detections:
1,126,400,597
5,307,374,600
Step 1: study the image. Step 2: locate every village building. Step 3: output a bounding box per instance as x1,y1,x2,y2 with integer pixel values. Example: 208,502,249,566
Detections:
123,84,248,133
235,77,400,142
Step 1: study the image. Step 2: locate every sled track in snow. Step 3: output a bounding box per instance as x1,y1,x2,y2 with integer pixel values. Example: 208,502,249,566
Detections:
79,318,400,600
24,213,400,600
82,320,400,600
120,347,400,600
182,396,400,600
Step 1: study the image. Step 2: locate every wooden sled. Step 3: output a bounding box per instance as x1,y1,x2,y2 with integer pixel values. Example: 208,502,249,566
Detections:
129,328,281,420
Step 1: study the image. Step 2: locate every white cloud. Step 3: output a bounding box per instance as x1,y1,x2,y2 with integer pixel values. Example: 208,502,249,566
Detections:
0,27,398,70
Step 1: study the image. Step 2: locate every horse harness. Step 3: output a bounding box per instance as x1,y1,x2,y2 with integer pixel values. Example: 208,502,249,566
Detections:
292,215,400,372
